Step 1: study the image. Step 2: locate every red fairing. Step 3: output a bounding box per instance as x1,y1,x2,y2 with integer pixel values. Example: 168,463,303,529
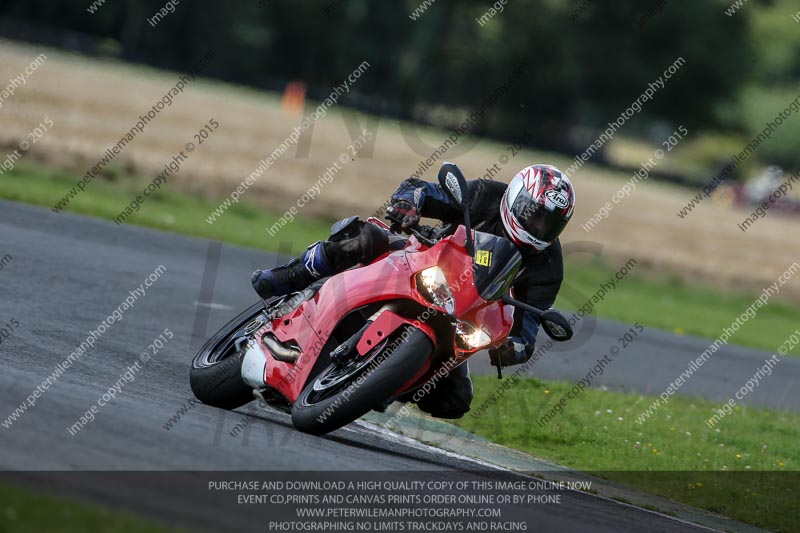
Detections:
464,301,515,347
313,253,416,331
357,311,416,356
262,304,324,402
255,223,516,405
260,249,439,403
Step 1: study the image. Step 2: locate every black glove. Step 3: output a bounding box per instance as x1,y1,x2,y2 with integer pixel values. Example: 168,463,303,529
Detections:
489,337,529,368
385,199,421,233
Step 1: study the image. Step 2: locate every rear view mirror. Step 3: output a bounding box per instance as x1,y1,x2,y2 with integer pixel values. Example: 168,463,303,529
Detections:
540,310,573,342
437,163,469,211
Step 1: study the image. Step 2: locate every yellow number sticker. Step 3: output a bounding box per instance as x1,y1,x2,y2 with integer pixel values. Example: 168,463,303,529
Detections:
475,250,493,267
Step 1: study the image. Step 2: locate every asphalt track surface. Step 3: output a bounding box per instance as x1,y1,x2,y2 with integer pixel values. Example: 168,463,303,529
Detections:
0,200,789,532
468,319,800,413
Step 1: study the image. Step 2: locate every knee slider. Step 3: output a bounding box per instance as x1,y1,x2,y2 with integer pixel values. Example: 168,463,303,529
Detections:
329,216,364,242
251,269,271,296
326,222,390,269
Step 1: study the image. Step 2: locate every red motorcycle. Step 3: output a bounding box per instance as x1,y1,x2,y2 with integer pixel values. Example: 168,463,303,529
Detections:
190,164,573,435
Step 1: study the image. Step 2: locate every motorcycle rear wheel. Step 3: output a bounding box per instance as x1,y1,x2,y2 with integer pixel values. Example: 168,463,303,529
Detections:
291,325,433,435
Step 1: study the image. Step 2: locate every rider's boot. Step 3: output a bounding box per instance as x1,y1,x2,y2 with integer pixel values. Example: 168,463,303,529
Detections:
251,241,333,299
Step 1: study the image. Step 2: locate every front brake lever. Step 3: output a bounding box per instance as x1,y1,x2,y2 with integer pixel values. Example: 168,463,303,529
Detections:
411,229,436,246
407,225,436,246
437,223,456,238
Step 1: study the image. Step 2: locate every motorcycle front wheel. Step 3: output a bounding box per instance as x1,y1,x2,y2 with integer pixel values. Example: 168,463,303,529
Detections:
189,301,266,410
291,325,433,435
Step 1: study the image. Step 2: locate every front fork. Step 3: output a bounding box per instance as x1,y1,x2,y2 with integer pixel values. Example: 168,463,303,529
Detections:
330,303,401,363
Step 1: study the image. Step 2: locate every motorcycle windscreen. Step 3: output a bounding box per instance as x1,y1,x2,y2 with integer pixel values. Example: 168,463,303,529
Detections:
471,231,523,301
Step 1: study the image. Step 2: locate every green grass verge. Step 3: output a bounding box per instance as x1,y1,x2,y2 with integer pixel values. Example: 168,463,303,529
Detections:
560,257,800,356
2,160,799,357
0,481,186,533
453,376,800,532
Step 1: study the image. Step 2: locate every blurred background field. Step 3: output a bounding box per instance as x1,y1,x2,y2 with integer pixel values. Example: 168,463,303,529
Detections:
1,37,799,302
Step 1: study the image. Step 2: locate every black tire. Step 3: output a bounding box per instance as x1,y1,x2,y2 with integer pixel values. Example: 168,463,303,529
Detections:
189,301,266,410
291,326,433,435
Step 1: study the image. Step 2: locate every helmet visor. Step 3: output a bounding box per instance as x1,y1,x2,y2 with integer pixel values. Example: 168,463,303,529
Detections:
510,194,569,243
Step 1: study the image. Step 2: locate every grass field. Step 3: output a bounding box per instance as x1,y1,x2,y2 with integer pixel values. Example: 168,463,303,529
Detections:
0,482,185,533
4,161,799,357
454,376,800,532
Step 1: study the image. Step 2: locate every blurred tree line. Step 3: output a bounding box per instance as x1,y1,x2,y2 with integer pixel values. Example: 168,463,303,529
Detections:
0,0,798,171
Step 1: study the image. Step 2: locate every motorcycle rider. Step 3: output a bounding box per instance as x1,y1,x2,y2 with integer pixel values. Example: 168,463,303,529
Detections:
252,164,576,419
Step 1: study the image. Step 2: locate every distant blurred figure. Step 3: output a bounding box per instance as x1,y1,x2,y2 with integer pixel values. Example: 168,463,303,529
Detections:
745,166,784,204
714,165,800,215
282,81,306,116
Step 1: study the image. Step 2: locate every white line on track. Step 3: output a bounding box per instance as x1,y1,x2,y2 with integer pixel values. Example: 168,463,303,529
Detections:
194,301,234,310
351,420,726,532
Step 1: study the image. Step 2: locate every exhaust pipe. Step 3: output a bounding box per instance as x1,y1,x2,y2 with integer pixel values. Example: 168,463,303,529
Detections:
262,334,301,363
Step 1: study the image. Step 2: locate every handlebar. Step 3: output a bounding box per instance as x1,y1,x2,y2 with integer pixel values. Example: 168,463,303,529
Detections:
390,223,443,247
406,225,438,246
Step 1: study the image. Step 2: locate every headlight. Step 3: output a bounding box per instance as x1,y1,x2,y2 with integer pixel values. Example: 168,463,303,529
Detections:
455,321,492,351
416,266,455,314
